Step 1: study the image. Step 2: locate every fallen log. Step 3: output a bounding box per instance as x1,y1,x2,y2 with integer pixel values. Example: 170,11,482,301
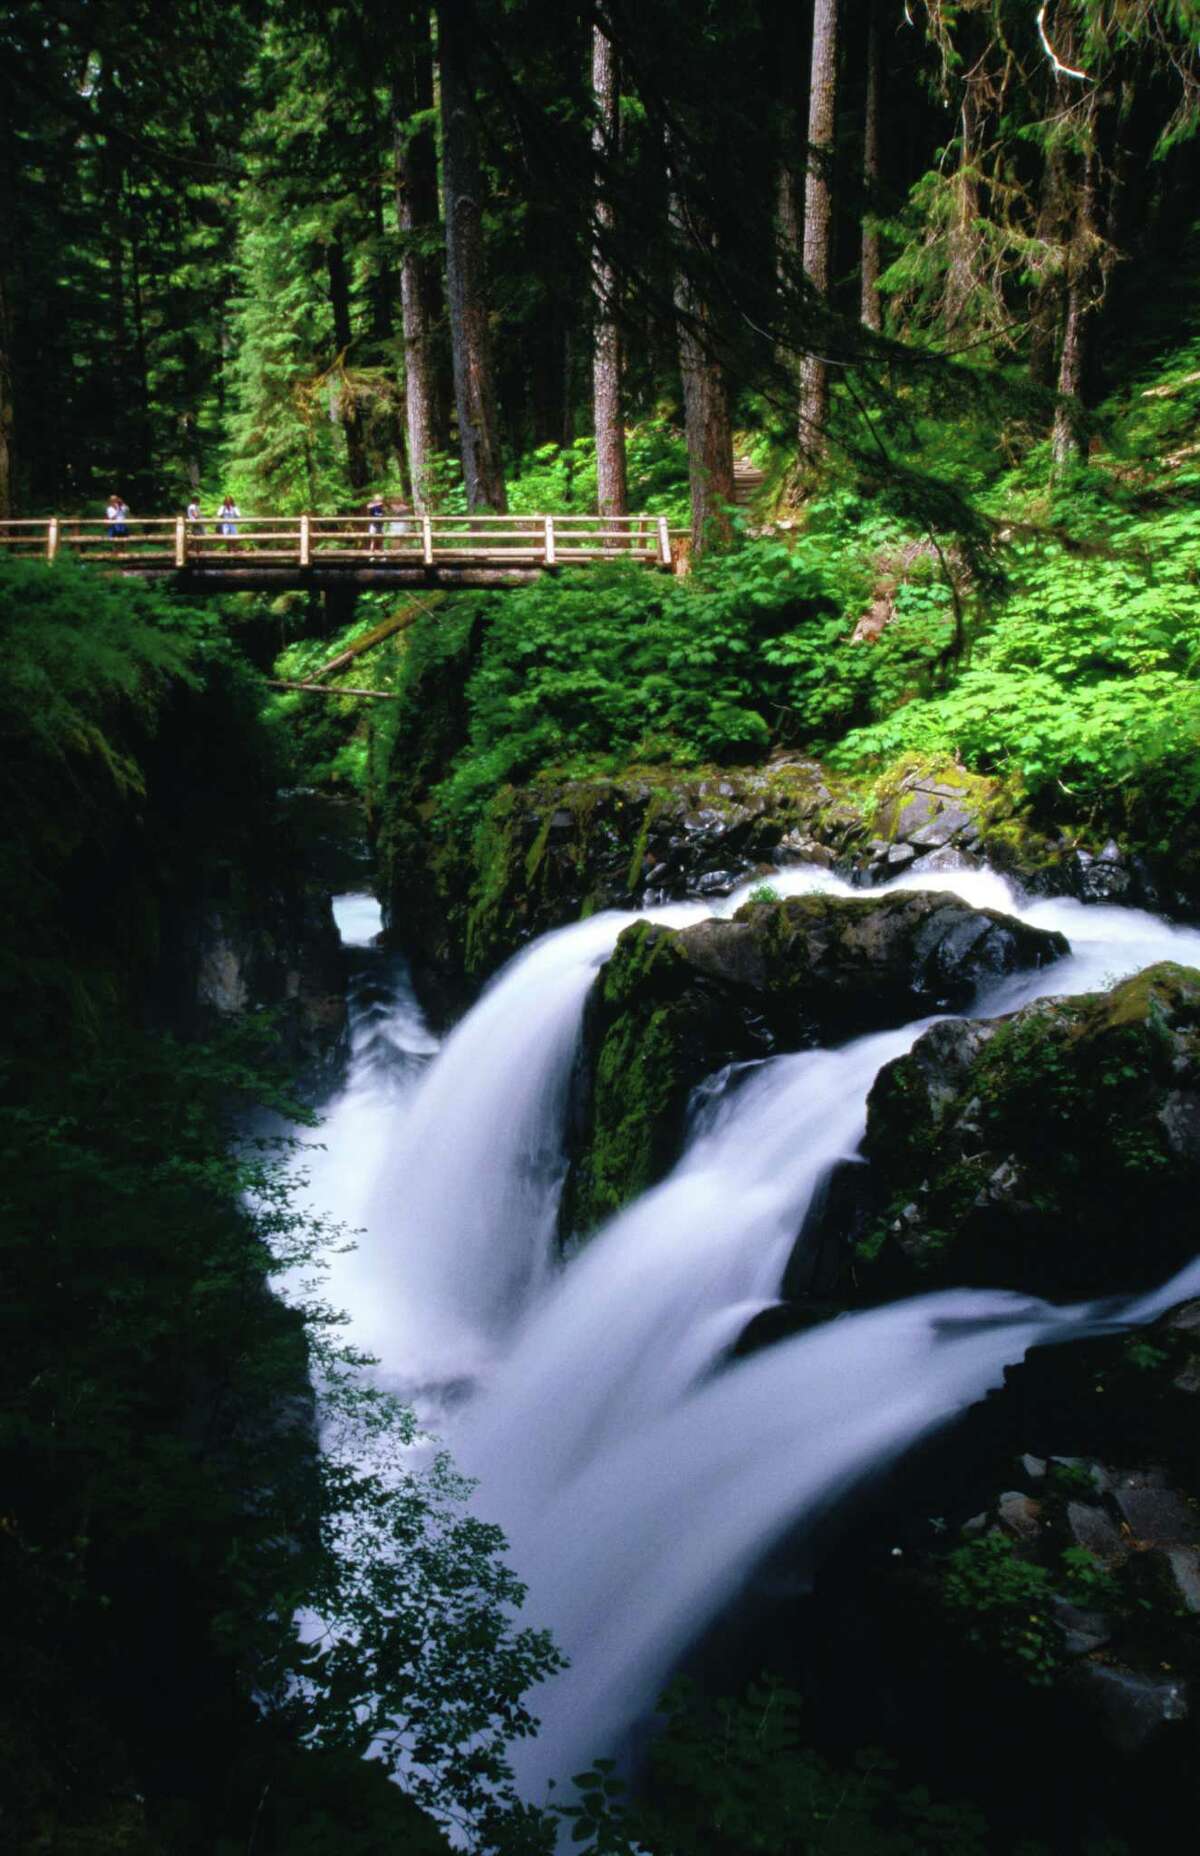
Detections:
310,594,442,680
268,679,398,700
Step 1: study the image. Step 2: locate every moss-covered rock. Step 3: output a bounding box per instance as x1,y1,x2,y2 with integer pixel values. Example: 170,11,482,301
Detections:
562,891,1067,1239
856,961,1200,1301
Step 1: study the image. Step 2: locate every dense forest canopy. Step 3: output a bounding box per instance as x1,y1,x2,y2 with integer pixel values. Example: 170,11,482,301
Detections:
3,0,1198,531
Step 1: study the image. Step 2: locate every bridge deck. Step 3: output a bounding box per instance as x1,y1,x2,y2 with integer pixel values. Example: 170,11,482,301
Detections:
0,512,677,587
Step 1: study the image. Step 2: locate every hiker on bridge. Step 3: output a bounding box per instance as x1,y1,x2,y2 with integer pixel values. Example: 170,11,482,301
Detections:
367,494,385,553
218,495,241,541
105,495,129,540
186,496,204,534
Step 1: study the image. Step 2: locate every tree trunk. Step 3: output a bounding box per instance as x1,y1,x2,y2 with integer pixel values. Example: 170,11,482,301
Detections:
669,171,734,553
0,266,13,517
437,0,508,512
944,71,983,334
127,194,154,490
860,0,883,333
1028,138,1068,389
591,25,627,518
394,5,444,509
326,238,370,491
1052,132,1102,473
798,0,838,450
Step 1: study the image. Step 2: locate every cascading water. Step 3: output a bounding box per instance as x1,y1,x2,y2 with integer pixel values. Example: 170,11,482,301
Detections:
302,866,1200,1805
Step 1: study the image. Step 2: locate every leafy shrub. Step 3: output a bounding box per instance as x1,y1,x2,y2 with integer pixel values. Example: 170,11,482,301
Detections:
941,1533,1061,1686
415,545,858,820
557,1677,990,1855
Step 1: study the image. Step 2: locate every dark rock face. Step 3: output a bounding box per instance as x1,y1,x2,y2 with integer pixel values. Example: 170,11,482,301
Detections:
560,890,1067,1239
778,1300,1200,1851
854,961,1200,1302
377,701,1200,1010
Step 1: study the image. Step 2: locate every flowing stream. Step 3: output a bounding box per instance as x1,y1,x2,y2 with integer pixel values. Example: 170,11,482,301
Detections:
296,869,1200,1802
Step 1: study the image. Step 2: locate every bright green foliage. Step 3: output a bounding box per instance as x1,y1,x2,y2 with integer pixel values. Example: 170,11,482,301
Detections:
264,593,424,790
506,422,691,521
940,1534,1062,1686
413,547,849,820
832,328,1200,824
0,555,197,795
556,1678,990,1855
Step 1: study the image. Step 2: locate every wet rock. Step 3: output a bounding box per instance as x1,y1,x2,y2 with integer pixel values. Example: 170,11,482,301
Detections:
907,846,978,876
997,1491,1044,1541
1112,1485,1200,1546
857,962,1200,1300
560,892,1066,1240
1166,1546,1200,1613
1072,1664,1189,1755
1050,1596,1112,1656
908,803,975,849
1067,1502,1129,1566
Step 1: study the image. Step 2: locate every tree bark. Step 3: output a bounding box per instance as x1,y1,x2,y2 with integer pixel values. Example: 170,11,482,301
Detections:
670,175,734,553
326,238,370,491
437,0,508,512
943,69,983,333
799,0,838,450
1052,129,1102,473
0,265,13,517
591,25,627,518
394,5,444,509
860,0,883,333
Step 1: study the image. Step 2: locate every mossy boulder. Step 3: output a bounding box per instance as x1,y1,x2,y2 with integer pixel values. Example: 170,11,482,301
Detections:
388,756,876,1005
856,961,1200,1301
561,890,1067,1239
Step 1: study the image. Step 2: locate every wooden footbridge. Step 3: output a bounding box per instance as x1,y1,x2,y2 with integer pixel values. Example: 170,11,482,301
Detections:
0,512,677,588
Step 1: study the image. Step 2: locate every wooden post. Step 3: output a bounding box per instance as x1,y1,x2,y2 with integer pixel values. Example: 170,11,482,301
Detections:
422,513,433,566
544,515,556,566
47,518,59,562
300,514,311,567
174,516,186,568
657,515,672,567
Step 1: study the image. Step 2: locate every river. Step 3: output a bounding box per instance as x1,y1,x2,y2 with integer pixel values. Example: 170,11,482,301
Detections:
288,863,1200,1805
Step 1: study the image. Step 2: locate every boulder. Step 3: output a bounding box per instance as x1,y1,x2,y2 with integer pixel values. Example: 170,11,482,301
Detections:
559,889,1067,1239
855,961,1200,1301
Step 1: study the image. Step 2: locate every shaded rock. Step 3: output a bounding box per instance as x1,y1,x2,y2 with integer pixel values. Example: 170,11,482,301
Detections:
857,962,1200,1301
1071,1664,1188,1755
1166,1547,1200,1613
560,891,1066,1240
1112,1485,1200,1547
784,1159,881,1298
1050,1596,1111,1656
1067,1502,1128,1566
997,1490,1044,1541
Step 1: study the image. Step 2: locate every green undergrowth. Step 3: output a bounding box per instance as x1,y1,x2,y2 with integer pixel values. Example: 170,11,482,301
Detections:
373,333,1199,867
265,591,440,791
829,321,1200,831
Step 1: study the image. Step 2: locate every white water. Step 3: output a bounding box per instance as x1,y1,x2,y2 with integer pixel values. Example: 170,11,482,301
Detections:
300,867,1200,1802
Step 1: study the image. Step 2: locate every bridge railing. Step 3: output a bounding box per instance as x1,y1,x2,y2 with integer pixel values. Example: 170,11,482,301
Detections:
0,512,674,569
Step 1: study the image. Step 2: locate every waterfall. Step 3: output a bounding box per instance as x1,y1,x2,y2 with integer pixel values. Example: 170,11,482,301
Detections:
303,868,1200,1800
